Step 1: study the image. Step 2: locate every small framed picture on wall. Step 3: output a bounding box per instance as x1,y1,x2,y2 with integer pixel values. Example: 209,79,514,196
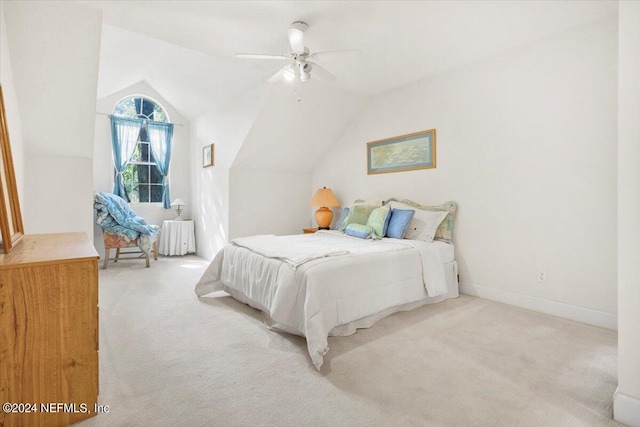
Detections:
203,143,214,168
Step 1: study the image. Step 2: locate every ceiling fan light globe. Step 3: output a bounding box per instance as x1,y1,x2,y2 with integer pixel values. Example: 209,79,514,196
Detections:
288,28,303,42
287,29,305,54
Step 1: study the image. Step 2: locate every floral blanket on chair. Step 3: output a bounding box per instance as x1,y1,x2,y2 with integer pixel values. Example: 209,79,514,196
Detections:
94,192,160,255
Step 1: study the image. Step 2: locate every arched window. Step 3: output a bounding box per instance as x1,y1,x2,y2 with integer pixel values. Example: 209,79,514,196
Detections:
112,96,169,203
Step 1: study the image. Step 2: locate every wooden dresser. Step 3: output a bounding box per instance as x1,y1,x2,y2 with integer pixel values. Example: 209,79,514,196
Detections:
0,233,99,427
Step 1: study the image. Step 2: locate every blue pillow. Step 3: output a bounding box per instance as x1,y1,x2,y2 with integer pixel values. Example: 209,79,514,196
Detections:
343,223,373,239
386,208,415,239
335,207,350,230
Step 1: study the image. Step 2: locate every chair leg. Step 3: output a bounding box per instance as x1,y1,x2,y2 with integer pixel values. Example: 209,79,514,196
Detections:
145,253,150,268
114,248,120,263
153,241,158,261
103,248,110,269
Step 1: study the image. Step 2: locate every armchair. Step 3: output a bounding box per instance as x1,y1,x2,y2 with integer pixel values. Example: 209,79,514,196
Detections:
93,192,160,269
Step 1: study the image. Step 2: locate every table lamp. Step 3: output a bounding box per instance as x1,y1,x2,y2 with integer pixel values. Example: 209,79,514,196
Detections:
170,198,186,221
309,187,340,230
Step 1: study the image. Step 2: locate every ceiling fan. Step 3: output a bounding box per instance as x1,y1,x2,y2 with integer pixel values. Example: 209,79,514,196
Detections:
235,21,358,86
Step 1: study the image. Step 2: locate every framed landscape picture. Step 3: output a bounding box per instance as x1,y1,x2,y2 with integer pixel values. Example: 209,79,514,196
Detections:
203,143,214,168
367,129,436,175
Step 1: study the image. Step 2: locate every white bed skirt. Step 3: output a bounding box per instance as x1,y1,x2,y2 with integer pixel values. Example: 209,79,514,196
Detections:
221,260,459,358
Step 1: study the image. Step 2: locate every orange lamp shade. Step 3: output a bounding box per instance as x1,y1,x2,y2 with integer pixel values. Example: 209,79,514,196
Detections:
309,187,340,230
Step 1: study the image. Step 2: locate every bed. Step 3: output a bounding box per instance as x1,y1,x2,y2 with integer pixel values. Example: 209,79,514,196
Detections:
194,228,458,370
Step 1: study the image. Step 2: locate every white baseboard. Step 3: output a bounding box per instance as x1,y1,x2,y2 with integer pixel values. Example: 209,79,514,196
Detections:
459,282,617,330
614,387,640,427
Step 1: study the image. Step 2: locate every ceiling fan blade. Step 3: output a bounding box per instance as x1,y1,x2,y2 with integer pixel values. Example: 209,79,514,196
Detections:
310,63,337,83
310,49,361,62
267,64,294,83
235,53,289,60
287,21,308,54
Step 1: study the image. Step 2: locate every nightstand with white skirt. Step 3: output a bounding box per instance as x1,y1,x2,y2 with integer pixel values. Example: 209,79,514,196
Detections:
159,220,196,256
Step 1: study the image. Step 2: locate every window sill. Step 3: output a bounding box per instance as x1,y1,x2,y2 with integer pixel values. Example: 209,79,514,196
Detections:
128,202,164,208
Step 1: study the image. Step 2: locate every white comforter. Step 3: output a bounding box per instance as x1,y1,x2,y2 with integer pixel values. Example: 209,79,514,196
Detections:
232,233,350,268
195,231,451,369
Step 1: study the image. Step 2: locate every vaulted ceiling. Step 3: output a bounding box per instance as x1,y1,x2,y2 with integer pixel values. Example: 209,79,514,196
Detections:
88,1,617,172
96,24,266,121
86,0,617,98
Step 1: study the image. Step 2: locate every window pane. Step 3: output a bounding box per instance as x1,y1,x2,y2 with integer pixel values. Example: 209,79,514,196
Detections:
134,97,143,116
130,144,141,162
123,163,138,185
125,182,139,203
138,184,150,202
139,124,148,142
138,164,149,184
153,105,167,122
150,185,163,203
150,165,163,184
140,142,149,162
123,163,138,203
140,98,155,119
114,98,136,118
133,164,140,182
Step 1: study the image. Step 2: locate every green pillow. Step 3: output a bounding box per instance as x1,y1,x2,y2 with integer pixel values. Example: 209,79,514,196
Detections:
366,205,391,239
339,204,378,231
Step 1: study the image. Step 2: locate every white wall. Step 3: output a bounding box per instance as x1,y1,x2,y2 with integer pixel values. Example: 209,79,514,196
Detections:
190,84,271,260
190,73,364,257
0,2,24,203
3,1,102,239
615,2,640,425
229,169,312,239
92,82,191,256
313,18,618,315
227,81,365,241
232,82,365,172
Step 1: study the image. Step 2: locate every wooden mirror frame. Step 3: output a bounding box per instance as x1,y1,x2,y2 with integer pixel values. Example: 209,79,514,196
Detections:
0,85,24,254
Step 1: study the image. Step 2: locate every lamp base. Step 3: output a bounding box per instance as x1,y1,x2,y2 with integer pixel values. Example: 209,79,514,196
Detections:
174,206,184,221
315,207,333,229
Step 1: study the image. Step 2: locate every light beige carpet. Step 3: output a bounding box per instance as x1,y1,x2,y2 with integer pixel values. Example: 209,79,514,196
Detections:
78,255,620,427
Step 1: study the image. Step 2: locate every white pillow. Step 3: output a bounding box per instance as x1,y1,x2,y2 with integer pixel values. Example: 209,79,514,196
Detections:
388,201,449,242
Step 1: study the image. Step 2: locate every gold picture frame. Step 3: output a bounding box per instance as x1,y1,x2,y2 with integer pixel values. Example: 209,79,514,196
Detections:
367,129,436,175
0,85,25,254
203,143,214,168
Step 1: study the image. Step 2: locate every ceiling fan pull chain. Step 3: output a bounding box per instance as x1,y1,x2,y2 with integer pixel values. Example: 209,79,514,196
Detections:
293,79,302,102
